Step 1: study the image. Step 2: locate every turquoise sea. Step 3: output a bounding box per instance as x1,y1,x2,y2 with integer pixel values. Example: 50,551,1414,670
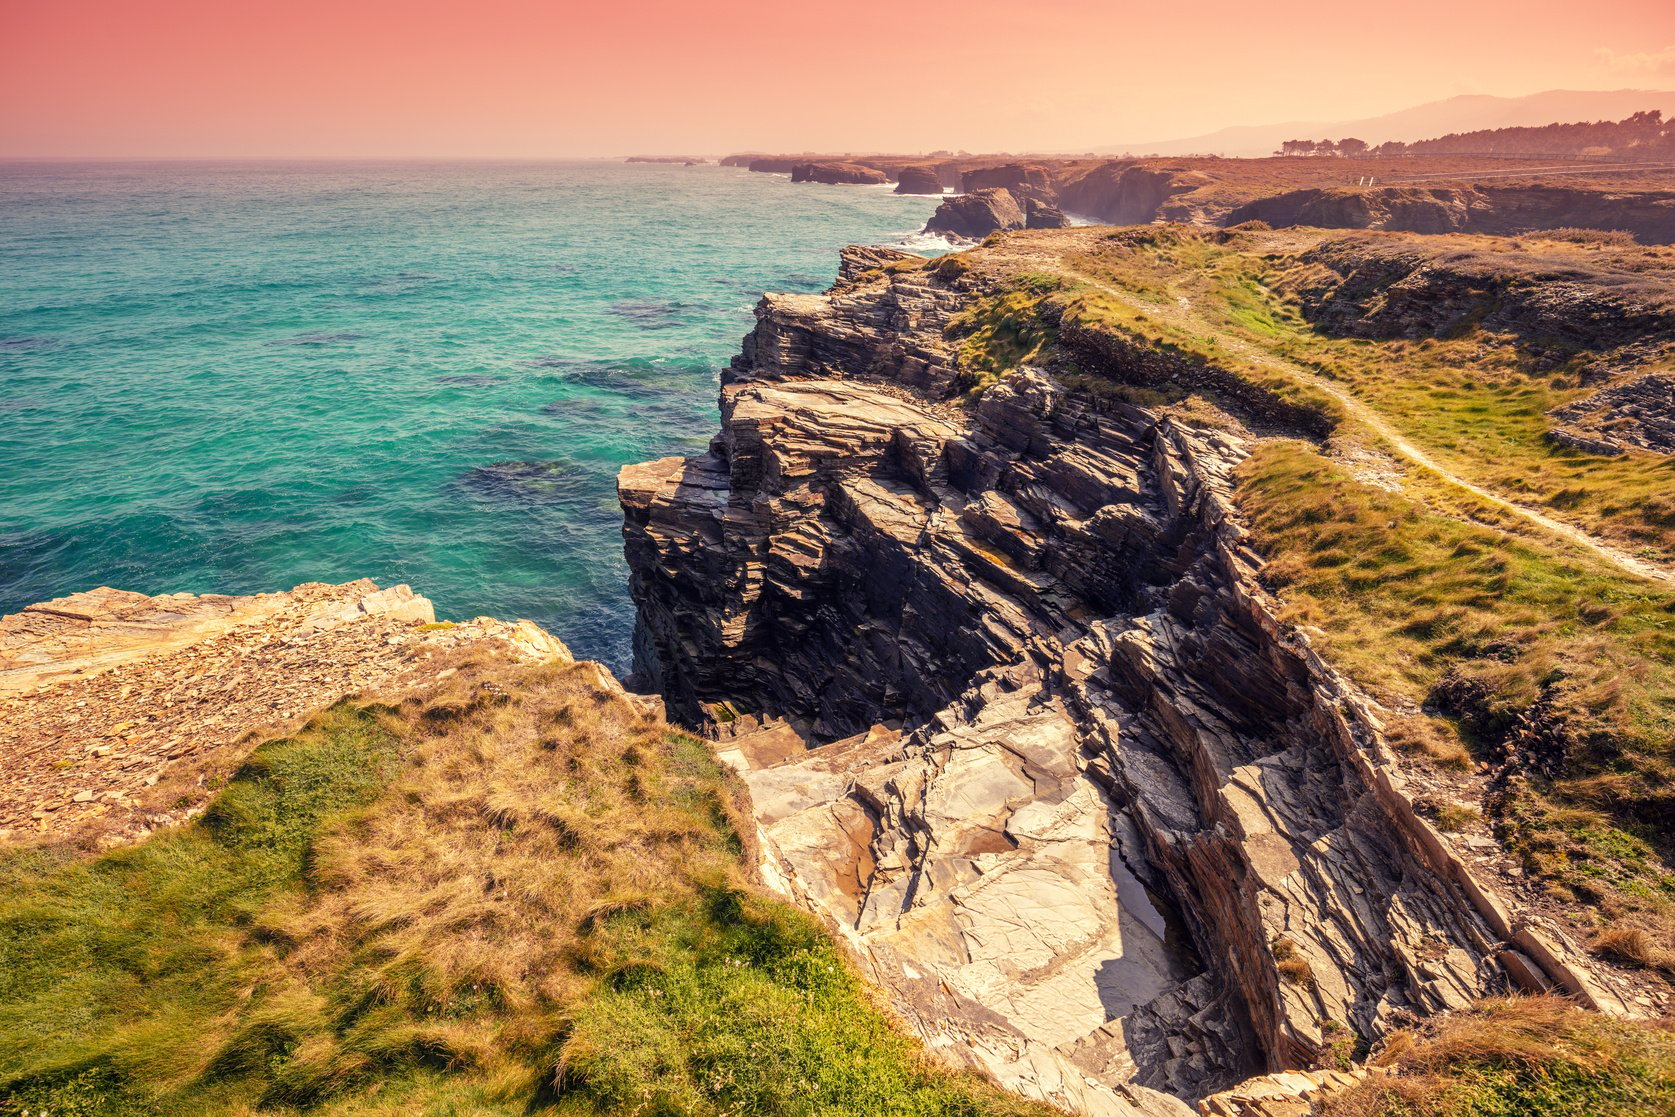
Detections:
0,161,944,670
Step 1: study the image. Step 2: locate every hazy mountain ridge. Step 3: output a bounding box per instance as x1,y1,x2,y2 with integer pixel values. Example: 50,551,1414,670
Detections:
1099,88,1675,157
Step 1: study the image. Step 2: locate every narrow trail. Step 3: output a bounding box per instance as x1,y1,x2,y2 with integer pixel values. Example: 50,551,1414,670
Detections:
1062,270,1675,588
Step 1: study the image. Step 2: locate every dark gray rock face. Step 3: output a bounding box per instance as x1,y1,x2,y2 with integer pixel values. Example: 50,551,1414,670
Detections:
619,251,1635,1111
924,187,1027,239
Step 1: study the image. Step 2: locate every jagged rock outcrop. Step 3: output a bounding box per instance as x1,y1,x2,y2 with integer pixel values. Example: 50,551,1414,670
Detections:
1290,233,1675,351
1549,371,1675,455
831,243,923,287
1057,164,1197,225
896,165,946,195
791,161,889,185
620,247,1638,1111
926,187,1028,239
1027,199,1071,229
0,581,568,843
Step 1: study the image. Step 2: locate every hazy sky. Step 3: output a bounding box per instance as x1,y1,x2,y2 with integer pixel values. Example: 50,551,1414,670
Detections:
3,0,1673,157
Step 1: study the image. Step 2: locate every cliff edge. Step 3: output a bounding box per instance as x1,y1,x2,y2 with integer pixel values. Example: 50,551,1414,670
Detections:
620,230,1673,1112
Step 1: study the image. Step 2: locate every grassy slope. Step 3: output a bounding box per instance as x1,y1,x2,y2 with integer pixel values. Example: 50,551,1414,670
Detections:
0,657,1050,1117
1068,226,1675,564
1235,443,1675,954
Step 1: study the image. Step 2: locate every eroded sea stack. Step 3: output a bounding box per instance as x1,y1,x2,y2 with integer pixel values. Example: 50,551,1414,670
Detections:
618,239,1644,1113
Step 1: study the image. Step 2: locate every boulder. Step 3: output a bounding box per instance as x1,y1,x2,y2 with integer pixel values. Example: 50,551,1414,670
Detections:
790,161,889,185
1026,198,1070,229
894,165,945,195
923,187,1026,239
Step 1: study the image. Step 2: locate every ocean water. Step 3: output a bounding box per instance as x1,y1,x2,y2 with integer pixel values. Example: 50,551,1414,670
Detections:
0,161,945,670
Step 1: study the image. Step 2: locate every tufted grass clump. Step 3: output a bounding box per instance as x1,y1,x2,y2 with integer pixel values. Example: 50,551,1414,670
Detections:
0,658,1047,1117
945,285,1061,396
1321,996,1675,1117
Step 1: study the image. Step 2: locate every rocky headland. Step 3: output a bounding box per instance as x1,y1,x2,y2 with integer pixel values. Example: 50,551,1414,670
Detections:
620,228,1675,1111
791,161,890,186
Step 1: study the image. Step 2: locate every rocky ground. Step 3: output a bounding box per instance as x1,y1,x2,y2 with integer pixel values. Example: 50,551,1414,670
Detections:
0,580,565,845
1551,371,1675,456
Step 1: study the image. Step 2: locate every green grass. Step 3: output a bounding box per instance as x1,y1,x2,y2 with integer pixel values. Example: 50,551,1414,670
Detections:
944,283,1062,396
1235,441,1675,955
0,707,403,1114
560,897,1021,1115
1052,230,1345,427
1321,996,1675,1117
0,660,1049,1117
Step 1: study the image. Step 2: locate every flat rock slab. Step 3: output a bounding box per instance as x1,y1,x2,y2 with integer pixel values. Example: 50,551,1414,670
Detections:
723,699,1197,1117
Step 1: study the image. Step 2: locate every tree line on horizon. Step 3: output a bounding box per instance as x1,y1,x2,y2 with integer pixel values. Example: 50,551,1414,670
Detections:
1275,110,1675,160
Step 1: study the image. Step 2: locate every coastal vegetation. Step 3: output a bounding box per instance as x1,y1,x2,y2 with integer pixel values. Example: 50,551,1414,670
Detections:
1234,441,1675,952
0,656,1049,1116
944,272,1065,395
1321,996,1675,1117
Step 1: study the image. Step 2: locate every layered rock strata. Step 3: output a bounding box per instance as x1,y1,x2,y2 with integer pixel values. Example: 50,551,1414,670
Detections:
1228,184,1675,243
620,251,1636,1111
1549,372,1675,456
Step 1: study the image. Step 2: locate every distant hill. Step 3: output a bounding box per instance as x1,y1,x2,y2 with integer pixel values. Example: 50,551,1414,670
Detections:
1099,89,1675,157
1379,109,1675,159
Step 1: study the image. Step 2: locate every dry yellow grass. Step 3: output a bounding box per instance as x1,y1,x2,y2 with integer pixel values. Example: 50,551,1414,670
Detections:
1322,996,1675,1117
0,654,1049,1115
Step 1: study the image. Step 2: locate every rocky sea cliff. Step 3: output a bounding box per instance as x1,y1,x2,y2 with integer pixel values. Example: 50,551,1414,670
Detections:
5,218,1673,1115
615,233,1668,1112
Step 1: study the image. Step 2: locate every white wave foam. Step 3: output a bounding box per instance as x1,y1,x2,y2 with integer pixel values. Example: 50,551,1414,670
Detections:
883,231,968,256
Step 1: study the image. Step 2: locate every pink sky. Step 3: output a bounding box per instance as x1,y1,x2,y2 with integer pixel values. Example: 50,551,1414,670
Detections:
2,0,1672,157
